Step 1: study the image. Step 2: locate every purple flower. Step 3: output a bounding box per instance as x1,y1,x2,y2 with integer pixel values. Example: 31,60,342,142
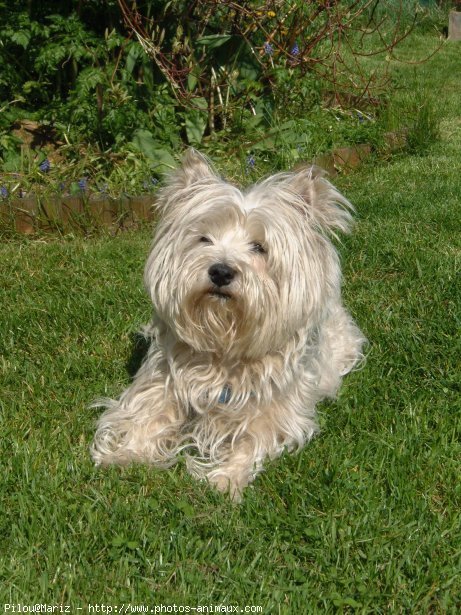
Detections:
291,42,300,56
0,186,8,198
263,42,274,56
78,178,88,191
144,177,159,191
39,158,51,173
246,155,256,169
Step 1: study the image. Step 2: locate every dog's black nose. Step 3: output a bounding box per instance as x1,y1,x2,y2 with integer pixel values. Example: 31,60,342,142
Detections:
208,263,236,287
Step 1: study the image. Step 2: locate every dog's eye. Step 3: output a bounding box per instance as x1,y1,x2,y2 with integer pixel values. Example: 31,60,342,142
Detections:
251,242,266,254
199,236,212,244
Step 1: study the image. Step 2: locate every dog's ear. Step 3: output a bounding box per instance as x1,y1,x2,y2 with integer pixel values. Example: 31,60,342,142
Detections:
288,166,354,235
173,148,217,187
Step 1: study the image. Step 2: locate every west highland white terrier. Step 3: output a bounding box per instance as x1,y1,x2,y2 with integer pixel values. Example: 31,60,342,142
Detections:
91,149,365,499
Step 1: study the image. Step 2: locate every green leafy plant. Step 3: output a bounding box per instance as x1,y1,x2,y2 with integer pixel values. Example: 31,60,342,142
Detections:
0,0,447,200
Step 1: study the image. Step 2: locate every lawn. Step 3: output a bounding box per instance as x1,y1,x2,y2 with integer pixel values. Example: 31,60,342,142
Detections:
1,34,460,612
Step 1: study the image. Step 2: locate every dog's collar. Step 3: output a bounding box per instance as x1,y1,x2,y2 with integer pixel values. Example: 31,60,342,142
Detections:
218,384,232,404
217,385,255,405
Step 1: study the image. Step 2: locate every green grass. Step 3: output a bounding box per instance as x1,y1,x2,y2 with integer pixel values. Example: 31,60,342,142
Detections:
1,34,461,612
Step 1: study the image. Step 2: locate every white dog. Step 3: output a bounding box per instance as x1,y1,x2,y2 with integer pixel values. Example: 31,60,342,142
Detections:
91,150,365,499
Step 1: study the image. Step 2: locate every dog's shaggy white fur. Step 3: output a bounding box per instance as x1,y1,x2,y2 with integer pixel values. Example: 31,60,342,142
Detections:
91,150,365,499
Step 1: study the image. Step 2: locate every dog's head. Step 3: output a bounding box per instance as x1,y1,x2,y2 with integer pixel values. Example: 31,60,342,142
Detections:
145,150,354,358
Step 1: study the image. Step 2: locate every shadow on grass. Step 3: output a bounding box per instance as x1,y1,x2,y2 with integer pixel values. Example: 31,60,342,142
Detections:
125,331,151,379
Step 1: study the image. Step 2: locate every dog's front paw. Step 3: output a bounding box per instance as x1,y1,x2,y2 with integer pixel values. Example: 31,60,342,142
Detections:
90,426,132,466
206,470,253,502
91,416,180,468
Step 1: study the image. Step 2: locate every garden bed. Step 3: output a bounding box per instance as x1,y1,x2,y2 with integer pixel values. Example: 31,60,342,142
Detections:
1,132,410,235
